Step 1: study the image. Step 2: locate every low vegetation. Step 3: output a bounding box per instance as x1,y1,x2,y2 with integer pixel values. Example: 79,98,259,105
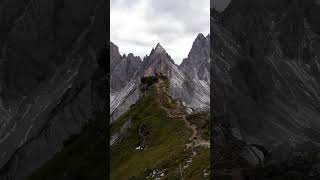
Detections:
111,77,209,179
186,113,210,141
28,76,209,180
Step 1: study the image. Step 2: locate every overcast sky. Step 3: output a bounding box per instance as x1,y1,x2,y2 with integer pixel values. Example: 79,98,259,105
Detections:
111,0,209,65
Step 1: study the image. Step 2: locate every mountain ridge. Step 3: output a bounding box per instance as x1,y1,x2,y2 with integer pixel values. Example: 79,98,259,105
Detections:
110,33,210,123
110,75,209,179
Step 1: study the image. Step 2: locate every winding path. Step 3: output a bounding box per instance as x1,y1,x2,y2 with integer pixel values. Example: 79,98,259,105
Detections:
155,79,209,147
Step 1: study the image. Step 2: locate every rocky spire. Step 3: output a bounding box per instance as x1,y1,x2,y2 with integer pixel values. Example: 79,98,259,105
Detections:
179,33,210,82
154,43,166,54
110,42,122,72
110,42,142,92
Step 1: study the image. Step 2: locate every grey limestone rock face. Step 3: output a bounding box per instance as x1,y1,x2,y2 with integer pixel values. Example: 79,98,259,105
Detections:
177,33,210,111
110,80,141,123
110,117,132,146
180,33,210,83
110,42,123,72
110,37,210,123
109,42,143,123
110,42,142,93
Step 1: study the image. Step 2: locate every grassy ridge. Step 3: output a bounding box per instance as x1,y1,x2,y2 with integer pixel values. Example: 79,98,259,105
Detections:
186,113,210,141
110,79,209,180
111,86,191,179
28,77,209,180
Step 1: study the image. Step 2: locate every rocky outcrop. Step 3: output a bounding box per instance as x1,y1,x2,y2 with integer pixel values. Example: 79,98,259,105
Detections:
0,0,107,179
138,43,176,77
180,33,210,82
110,42,123,72
109,42,143,123
138,123,147,148
110,42,142,93
110,117,132,146
110,80,141,123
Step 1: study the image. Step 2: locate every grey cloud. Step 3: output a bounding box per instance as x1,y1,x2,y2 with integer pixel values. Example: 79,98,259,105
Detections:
112,34,156,49
146,0,209,32
111,0,209,64
122,39,154,47
149,20,184,34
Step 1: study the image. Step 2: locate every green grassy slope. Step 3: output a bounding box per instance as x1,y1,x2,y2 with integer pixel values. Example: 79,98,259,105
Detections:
27,76,209,180
110,77,209,180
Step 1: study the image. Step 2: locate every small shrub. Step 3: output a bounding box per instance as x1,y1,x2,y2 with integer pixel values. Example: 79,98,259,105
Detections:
140,76,158,86
130,103,136,108
158,74,168,80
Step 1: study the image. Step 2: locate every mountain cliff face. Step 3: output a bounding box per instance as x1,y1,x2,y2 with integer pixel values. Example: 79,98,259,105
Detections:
110,42,141,93
139,43,176,77
180,33,210,83
110,42,123,72
138,42,209,111
212,0,320,168
110,34,210,122
0,0,107,179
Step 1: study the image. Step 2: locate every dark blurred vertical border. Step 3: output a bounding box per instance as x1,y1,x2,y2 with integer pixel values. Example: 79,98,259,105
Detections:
0,0,110,179
106,0,111,179
210,0,320,179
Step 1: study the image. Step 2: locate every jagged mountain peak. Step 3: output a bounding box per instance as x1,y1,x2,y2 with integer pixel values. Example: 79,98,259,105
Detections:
110,42,142,92
153,42,167,54
127,52,134,57
155,42,164,49
192,33,209,51
181,34,209,64
145,43,171,63
206,33,210,39
127,53,142,61
179,34,210,82
110,41,119,55
195,33,205,41
110,41,117,47
110,41,122,72
191,33,209,52
141,43,175,77
144,43,174,65
111,33,210,123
